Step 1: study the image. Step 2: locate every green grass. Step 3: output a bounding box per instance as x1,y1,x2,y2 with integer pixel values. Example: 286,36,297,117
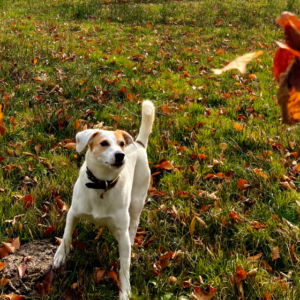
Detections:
1,0,300,299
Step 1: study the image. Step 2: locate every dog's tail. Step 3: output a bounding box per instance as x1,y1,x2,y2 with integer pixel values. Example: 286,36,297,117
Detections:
136,100,155,148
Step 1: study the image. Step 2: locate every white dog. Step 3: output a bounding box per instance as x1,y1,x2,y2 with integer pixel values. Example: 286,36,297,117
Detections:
53,100,155,299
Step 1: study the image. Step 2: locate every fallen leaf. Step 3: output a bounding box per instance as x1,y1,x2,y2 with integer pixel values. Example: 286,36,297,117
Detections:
191,285,217,300
190,216,196,236
44,226,55,237
1,294,24,300
43,270,54,293
212,51,263,74
271,246,280,261
64,143,76,150
109,270,122,292
168,276,177,283
0,278,9,288
0,262,6,271
94,268,105,284
237,179,250,190
17,264,26,277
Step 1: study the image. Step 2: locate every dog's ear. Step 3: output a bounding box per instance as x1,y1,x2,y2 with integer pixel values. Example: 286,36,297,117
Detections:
76,129,100,153
118,130,135,147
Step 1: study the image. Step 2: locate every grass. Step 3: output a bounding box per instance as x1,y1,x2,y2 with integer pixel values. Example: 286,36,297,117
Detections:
0,0,300,299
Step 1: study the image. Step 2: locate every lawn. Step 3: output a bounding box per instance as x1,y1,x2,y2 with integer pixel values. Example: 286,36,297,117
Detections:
0,0,300,299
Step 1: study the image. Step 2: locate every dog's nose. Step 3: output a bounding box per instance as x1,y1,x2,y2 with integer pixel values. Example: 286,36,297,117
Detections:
115,152,125,162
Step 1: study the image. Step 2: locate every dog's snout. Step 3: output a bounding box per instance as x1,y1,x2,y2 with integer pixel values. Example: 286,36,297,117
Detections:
115,152,125,162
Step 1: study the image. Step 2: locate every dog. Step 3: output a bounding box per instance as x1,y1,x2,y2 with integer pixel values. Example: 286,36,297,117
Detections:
53,100,155,299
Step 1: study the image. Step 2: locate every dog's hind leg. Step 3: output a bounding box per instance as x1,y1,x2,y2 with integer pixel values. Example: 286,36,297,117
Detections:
53,209,79,268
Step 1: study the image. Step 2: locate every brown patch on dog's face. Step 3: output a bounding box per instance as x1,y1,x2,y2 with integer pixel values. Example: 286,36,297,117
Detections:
115,130,134,147
114,131,126,150
89,131,109,155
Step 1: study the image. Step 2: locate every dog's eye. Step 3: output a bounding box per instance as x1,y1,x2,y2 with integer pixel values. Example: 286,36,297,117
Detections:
120,141,125,147
100,141,109,147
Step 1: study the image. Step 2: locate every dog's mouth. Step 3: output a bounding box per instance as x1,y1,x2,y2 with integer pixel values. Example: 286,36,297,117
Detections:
111,162,124,168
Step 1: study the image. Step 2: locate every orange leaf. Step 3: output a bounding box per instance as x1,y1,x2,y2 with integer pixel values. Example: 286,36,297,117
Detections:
1,294,24,300
0,278,9,288
64,143,76,150
273,48,295,81
109,271,122,292
237,179,249,190
75,120,80,130
0,104,3,126
44,226,55,237
158,160,174,170
276,12,300,52
0,104,5,137
236,266,247,284
234,123,244,131
263,292,272,300
0,262,6,271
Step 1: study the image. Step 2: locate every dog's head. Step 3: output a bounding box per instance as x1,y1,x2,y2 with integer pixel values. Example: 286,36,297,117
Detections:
76,129,134,169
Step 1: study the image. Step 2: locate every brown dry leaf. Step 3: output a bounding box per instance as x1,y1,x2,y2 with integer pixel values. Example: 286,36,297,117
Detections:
212,51,263,74
168,276,177,283
94,268,105,284
64,143,76,150
0,262,6,271
1,294,25,300
247,252,263,263
261,260,273,273
247,268,258,278
276,49,300,124
36,282,45,297
160,161,174,170
182,278,192,288
109,270,122,292
34,144,41,154
290,244,299,262
2,237,20,254
271,246,280,261
195,216,207,228
0,278,9,288
191,285,217,300
43,270,54,293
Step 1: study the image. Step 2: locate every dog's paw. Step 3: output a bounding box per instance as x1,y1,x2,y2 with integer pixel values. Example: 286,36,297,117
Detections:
119,288,131,300
119,292,130,300
53,250,66,269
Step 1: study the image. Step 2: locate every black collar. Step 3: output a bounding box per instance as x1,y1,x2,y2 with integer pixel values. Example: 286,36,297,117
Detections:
85,167,119,198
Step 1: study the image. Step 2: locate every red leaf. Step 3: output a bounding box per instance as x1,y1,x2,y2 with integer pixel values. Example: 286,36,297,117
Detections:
273,48,295,81
24,195,35,208
44,226,55,237
43,270,54,293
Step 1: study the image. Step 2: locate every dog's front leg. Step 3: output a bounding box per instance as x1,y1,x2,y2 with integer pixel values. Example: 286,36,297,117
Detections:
115,228,131,300
53,209,78,268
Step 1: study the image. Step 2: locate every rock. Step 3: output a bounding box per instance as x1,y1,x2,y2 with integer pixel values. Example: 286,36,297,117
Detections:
0,240,57,298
